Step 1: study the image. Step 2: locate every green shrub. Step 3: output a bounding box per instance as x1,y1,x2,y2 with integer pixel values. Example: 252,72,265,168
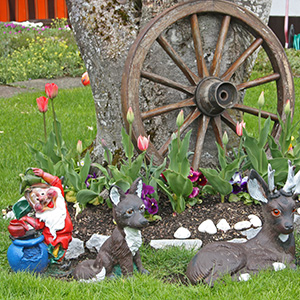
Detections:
0,19,84,83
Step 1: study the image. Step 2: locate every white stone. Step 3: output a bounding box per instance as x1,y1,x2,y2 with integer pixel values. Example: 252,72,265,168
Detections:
216,219,231,232
240,227,262,240
174,227,191,239
198,219,217,234
234,221,252,231
227,238,247,243
65,238,85,260
248,214,262,228
273,262,286,271
239,273,251,282
150,239,202,250
86,234,110,253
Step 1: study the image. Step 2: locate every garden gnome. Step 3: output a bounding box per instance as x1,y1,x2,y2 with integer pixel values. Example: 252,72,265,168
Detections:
8,168,73,263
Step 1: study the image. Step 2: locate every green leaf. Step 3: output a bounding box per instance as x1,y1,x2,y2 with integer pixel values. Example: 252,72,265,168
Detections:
121,127,133,160
90,177,106,193
268,135,283,158
126,151,145,181
258,117,270,148
92,163,111,180
163,170,193,197
154,178,174,202
76,189,99,205
79,151,91,184
200,168,233,196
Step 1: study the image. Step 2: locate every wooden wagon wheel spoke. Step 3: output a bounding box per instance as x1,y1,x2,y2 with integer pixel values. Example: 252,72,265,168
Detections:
237,73,280,91
233,104,279,122
192,114,210,169
121,0,294,170
221,38,263,81
211,116,223,146
141,70,195,95
210,15,231,77
141,97,196,121
158,108,201,156
220,111,237,133
156,35,200,85
190,13,209,78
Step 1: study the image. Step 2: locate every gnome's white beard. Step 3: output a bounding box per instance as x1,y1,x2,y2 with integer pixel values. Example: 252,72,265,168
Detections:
35,187,66,240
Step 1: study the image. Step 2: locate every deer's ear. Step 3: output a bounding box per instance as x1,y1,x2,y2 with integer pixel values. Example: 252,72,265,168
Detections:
128,177,143,198
109,186,123,206
247,170,269,203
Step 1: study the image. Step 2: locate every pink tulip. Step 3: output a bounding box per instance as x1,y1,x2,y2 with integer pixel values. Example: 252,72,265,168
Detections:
137,135,150,151
81,72,90,86
236,120,246,137
36,96,48,113
45,83,58,99
77,140,83,153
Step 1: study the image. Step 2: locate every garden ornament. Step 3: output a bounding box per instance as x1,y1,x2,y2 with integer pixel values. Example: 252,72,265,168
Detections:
186,161,298,286
73,177,149,281
8,168,73,266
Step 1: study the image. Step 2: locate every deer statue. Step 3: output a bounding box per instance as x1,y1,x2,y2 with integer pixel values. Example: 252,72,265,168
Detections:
186,161,299,286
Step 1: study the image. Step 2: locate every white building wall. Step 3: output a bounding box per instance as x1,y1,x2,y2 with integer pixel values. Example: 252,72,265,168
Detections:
270,0,300,17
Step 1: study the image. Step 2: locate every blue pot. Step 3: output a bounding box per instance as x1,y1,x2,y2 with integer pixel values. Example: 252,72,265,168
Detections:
7,234,49,273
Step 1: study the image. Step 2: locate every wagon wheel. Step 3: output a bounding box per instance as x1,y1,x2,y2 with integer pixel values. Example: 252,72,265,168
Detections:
121,0,294,169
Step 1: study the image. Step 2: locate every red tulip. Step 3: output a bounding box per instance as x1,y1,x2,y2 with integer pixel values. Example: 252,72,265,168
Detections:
45,83,58,99
36,96,48,113
81,72,90,86
137,135,150,151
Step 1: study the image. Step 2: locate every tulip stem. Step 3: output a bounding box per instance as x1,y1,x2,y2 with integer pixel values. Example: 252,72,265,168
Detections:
51,99,62,156
43,112,47,142
129,123,132,167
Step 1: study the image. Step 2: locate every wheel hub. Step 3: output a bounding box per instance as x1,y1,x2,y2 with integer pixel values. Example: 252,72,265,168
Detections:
195,77,238,117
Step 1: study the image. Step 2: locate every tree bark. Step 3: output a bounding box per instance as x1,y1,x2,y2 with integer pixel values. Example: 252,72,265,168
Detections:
66,0,272,165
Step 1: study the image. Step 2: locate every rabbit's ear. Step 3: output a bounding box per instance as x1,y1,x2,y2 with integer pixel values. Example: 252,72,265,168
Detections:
109,185,125,206
247,169,269,204
128,177,143,198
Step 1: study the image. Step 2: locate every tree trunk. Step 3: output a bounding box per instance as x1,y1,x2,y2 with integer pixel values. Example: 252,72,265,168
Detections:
66,0,272,165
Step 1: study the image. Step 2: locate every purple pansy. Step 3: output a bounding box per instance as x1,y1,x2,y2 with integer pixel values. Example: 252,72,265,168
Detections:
229,172,248,194
85,172,97,188
141,183,155,201
188,168,200,182
189,187,200,198
144,197,158,215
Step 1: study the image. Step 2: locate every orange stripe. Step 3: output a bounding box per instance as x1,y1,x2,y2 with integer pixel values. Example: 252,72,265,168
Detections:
35,0,48,19
55,0,68,19
0,0,10,22
16,0,29,21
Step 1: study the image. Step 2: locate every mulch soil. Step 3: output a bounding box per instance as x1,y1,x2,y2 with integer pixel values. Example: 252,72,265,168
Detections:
67,194,264,260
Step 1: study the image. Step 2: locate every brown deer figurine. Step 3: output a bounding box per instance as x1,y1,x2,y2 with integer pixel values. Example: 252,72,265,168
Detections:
73,178,149,281
186,161,299,286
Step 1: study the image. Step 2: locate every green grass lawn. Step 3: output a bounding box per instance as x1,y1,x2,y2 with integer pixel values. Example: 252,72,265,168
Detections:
1,82,300,299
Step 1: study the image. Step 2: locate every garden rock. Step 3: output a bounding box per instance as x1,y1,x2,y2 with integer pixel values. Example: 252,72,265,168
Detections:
150,239,202,250
248,214,262,227
65,238,85,260
234,220,252,231
174,227,191,239
198,219,217,234
86,234,110,253
216,219,231,232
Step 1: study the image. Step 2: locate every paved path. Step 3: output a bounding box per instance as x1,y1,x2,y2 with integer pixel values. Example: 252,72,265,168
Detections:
0,77,83,98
